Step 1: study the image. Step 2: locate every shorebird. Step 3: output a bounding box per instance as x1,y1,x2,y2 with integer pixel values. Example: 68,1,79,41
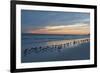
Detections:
24,49,28,56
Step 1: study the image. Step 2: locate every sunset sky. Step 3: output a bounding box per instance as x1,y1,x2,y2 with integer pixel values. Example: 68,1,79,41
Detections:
21,10,90,35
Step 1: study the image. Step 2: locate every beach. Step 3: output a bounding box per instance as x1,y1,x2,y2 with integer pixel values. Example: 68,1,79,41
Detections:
21,34,90,63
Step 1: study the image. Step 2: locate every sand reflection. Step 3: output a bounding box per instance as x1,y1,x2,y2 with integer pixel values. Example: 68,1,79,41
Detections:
46,38,90,48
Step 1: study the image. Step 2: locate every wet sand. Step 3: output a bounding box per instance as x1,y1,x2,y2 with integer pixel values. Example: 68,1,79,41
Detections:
22,38,90,63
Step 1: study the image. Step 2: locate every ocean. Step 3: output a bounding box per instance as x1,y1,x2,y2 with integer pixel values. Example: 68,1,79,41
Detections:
21,34,90,63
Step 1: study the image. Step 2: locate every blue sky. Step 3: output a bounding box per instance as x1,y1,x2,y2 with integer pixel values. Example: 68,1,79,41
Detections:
21,10,90,34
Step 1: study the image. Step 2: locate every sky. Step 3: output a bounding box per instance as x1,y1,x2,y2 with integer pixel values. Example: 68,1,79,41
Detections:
21,10,90,35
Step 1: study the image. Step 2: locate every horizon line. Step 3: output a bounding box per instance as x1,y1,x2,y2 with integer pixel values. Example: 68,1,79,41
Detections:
22,33,90,35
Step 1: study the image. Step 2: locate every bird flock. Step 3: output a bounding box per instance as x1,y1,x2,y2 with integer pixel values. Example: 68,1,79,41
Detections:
23,38,90,56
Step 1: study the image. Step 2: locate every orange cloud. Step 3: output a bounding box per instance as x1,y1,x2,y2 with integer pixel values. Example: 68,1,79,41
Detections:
28,23,90,35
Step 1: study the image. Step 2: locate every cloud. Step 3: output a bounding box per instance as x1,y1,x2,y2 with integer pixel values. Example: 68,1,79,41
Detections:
27,23,90,35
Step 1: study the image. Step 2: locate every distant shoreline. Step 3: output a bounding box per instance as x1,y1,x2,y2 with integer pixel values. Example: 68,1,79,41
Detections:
22,33,90,36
